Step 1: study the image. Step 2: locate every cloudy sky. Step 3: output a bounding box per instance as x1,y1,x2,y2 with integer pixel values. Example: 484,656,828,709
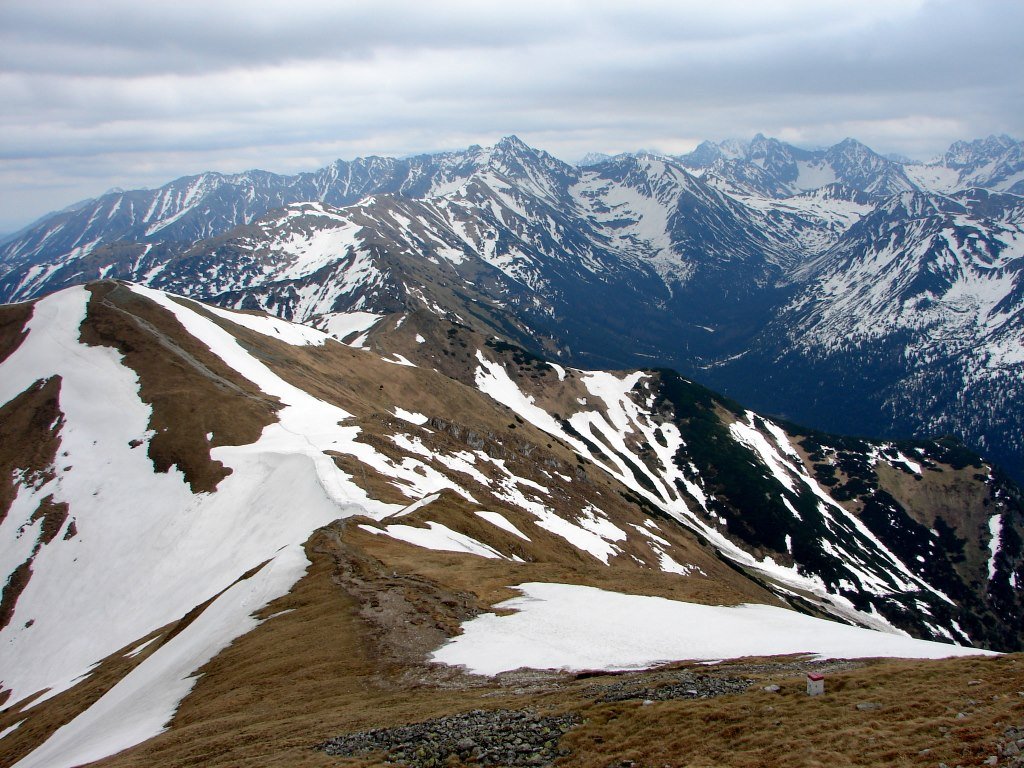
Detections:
1,0,1021,233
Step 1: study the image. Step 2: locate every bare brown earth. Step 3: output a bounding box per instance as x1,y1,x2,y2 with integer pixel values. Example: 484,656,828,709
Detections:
0,299,32,365
0,377,66,640
81,283,280,492
0,376,63,528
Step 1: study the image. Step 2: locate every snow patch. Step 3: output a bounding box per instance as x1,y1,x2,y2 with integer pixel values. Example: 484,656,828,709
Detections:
14,546,310,768
531,506,624,564
124,637,159,659
1,720,25,741
362,521,505,560
476,511,531,541
383,353,417,367
987,514,1003,581
394,407,428,425
201,303,331,346
431,582,995,675
473,351,569,438
315,311,383,344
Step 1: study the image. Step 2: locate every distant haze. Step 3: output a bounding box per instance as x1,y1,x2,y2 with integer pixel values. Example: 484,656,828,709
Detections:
1,0,1021,233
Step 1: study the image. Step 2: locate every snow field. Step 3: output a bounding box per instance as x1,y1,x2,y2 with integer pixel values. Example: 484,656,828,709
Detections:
13,546,310,768
1,285,445,766
360,522,504,560
311,311,385,344
430,582,995,676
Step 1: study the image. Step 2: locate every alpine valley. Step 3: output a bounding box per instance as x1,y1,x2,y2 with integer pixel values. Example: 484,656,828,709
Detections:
1,135,1024,768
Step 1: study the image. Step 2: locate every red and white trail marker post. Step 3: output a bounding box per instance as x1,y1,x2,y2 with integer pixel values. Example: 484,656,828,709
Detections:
806,672,825,696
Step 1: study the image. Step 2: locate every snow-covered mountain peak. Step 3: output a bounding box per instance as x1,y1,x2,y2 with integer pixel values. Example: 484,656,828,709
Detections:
829,136,873,155
494,134,531,153
676,134,919,199
677,140,725,168
678,138,756,169
944,134,1021,169
576,151,613,167
3,133,1024,493
716,137,750,161
903,135,1024,196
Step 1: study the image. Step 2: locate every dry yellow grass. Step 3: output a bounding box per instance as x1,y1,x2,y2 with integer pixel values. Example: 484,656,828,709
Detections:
82,283,281,493
561,655,1024,768
3,519,1018,768
3,287,1021,768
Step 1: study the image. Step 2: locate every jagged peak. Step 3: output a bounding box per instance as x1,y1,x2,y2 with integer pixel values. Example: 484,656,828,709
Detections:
944,134,1022,168
826,137,882,161
577,151,613,167
484,135,567,169
496,134,530,150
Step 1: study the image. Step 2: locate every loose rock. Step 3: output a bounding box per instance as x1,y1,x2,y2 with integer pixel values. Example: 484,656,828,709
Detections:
597,671,752,703
316,708,582,767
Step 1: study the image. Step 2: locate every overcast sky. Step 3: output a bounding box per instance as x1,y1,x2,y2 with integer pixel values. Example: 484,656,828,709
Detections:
1,0,1021,233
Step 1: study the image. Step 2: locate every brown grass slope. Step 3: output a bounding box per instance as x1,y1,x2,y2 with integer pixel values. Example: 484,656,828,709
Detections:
2,281,1022,767
367,306,1024,648
5,516,1020,768
5,521,1020,768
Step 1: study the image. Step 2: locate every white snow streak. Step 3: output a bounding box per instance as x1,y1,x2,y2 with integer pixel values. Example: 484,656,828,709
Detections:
476,511,531,541
360,521,504,559
202,303,332,346
987,514,1004,581
14,547,309,768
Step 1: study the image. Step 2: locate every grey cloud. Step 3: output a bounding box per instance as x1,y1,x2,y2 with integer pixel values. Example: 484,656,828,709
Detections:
0,0,569,76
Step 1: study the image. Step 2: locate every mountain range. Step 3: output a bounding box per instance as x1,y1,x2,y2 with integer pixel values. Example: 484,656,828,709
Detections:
1,133,1022,483
2,133,1024,766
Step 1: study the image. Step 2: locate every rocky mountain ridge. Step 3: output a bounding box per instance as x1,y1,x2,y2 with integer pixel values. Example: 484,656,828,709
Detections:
0,134,1022,486
0,282,1021,767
